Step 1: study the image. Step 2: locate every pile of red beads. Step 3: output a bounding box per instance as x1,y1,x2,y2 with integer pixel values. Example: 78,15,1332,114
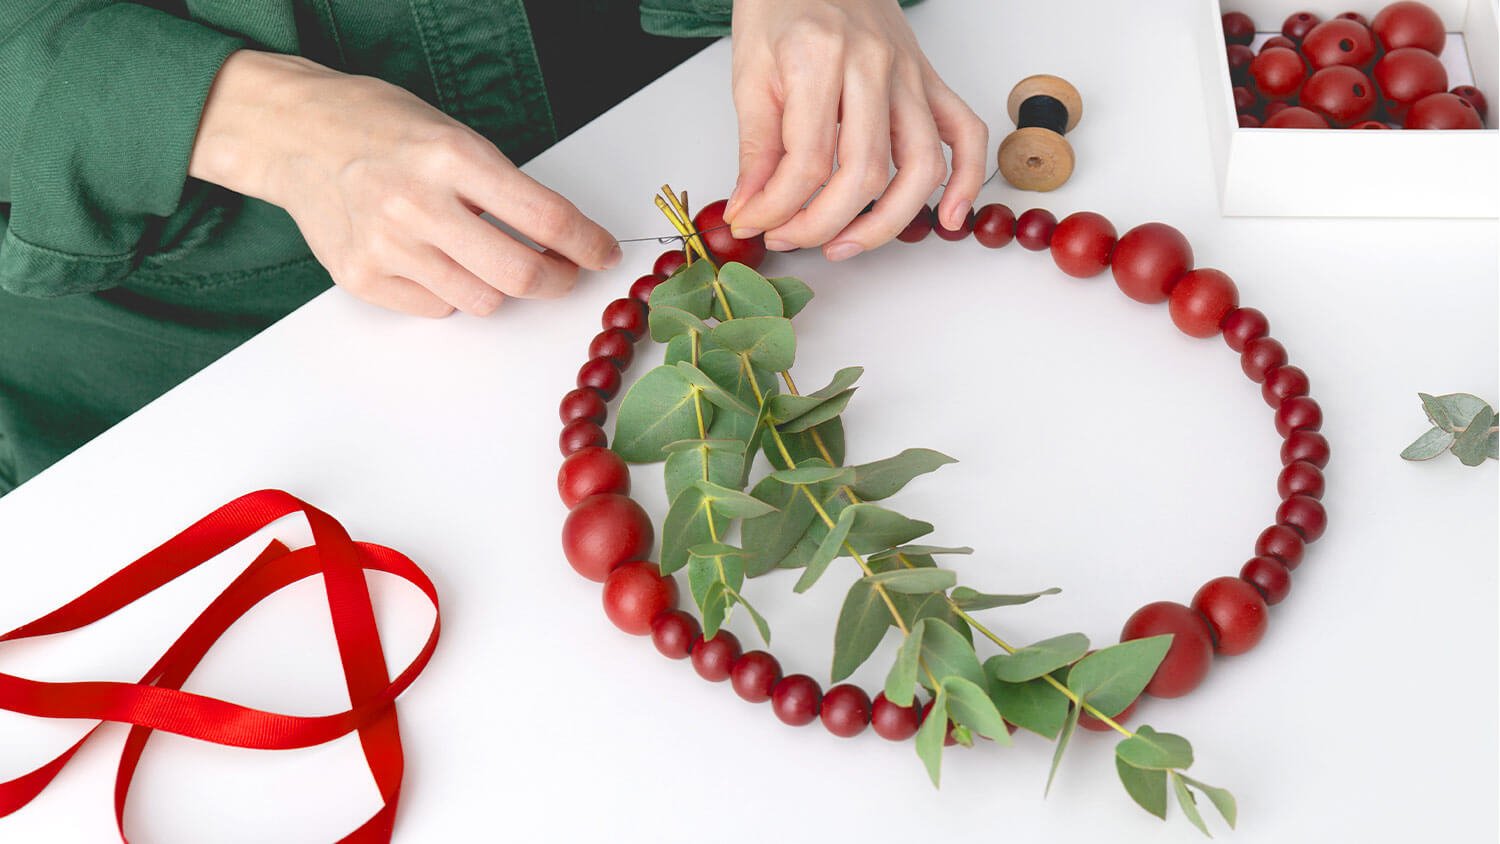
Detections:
558,198,1329,742
1223,2,1488,129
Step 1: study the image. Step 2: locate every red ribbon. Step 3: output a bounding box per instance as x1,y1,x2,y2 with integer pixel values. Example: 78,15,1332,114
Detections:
0,489,440,842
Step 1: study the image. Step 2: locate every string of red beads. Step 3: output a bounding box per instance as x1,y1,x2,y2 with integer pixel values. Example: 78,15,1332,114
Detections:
558,200,1327,740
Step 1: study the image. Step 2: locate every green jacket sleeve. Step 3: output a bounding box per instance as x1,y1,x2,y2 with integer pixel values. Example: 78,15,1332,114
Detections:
0,3,247,297
641,0,925,38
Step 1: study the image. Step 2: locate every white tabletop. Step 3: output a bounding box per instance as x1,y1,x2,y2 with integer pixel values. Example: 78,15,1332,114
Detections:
2,1,1496,842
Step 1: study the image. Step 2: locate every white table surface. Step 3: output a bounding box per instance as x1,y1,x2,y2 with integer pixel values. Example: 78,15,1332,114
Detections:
2,1,1496,842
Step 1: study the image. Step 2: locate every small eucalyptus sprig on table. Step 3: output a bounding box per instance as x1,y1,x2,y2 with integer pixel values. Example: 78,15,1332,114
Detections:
610,186,1236,836
1401,393,1498,466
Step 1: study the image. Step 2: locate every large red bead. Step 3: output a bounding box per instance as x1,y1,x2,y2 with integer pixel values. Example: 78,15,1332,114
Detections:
588,328,635,370
1169,269,1239,338
1406,92,1485,129
820,684,872,737
934,209,977,241
1373,48,1449,121
1120,601,1216,698
1262,365,1311,407
1050,212,1117,278
1301,19,1377,70
1277,494,1328,542
603,562,678,636
1256,524,1307,570
1302,66,1378,126
561,493,654,582
1241,337,1289,383
1221,307,1270,352
1451,85,1489,122
1372,1,1446,54
772,674,823,726
1014,209,1057,251
559,419,607,456
1193,576,1269,656
897,205,934,243
1222,11,1256,45
693,199,768,269
1276,396,1323,437
730,650,783,703
651,609,699,659
690,631,742,682
871,693,922,741
653,249,686,278
1265,106,1331,128
1079,698,1138,732
1111,222,1193,303
1281,430,1331,468
558,445,630,507
1251,47,1308,101
973,203,1017,249
1240,555,1293,605
559,387,607,426
602,298,648,339
629,274,665,303
577,357,622,399
1228,44,1256,86
1278,459,1326,499
1281,11,1322,42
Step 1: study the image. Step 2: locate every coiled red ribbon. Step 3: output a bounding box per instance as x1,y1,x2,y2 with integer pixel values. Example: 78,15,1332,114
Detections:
0,489,440,842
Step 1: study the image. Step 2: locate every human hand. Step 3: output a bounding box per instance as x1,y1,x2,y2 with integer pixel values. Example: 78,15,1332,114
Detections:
723,0,988,262
189,50,620,318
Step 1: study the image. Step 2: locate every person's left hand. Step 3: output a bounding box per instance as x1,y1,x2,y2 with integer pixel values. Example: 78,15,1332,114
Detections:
723,0,988,262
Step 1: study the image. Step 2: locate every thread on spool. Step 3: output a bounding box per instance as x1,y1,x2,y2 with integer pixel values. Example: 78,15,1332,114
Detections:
1016,95,1071,136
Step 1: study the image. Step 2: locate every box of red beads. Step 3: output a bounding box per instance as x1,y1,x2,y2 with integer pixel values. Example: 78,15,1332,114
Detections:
1201,0,1497,216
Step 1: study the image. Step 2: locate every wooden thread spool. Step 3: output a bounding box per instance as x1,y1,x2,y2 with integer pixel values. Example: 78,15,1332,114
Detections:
998,75,1083,192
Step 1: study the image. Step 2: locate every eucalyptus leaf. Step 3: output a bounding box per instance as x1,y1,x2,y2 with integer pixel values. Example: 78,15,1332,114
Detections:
648,304,710,343
1452,405,1495,466
1170,771,1212,837
663,333,695,366
1045,702,1082,796
849,448,957,501
663,439,746,503
712,262,784,320
696,479,778,519
1115,756,1169,820
1066,635,1173,716
647,258,715,318
1180,774,1237,829
988,632,1091,683
862,567,958,594
613,365,707,463
766,417,846,470
777,389,855,434
659,486,714,575
869,545,974,561
891,590,974,648
768,275,814,318
885,618,926,706
794,503,934,592
709,317,796,371
1419,392,1454,431
726,586,772,645
1401,426,1455,461
687,547,745,612
915,687,948,787
1489,430,1498,460
951,585,1061,611
675,362,755,415
1433,392,1490,429
919,618,985,689
1115,725,1194,770
943,676,1011,745
832,580,893,682
701,580,731,639
765,367,863,429
741,476,817,577
767,461,853,486
988,676,1070,739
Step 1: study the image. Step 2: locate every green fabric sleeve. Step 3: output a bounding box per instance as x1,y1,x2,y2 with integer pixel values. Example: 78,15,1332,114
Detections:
0,3,246,297
641,0,925,38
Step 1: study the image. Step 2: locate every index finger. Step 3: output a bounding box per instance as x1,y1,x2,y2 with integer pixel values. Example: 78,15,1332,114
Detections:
463,167,621,272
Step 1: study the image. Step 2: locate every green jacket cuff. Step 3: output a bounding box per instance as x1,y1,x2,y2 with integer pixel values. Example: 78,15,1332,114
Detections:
641,0,926,38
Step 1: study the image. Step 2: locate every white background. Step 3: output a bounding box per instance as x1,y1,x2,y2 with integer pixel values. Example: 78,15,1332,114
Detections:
1,1,1496,842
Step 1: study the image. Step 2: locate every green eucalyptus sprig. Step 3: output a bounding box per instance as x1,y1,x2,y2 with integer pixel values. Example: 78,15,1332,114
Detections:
1401,393,1497,466
610,188,1236,835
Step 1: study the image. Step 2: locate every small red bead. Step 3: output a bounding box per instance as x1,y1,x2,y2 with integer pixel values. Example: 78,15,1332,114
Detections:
1228,44,1256,86
1278,459,1325,499
1251,47,1308,101
933,209,977,241
897,205,935,243
1276,396,1323,437
1277,494,1327,542
1014,209,1057,251
653,250,686,278
1221,307,1270,352
651,610,699,659
730,651,783,703
1256,524,1306,570
602,298,648,339
1406,92,1484,130
1120,601,1216,698
1261,35,1297,53
559,387,607,426
871,693,922,741
588,328,635,369
1240,555,1293,605
1233,85,1259,113
1302,66,1378,127
1337,11,1369,28
1222,11,1256,45
973,203,1017,249
693,199,768,269
559,419,607,456
1281,430,1331,468
1111,222,1193,304
1263,365,1311,407
1281,11,1322,43
577,357,622,399
1451,86,1489,121
1265,106,1331,128
1263,100,1292,120
603,562,678,636
1238,113,1262,128
1169,269,1239,338
1301,19,1377,71
1193,576,1269,656
690,631,741,682
561,493,654,582
557,445,630,507
1050,211,1118,279
629,274,665,303
1079,698,1138,732
820,684,872,737
771,674,823,726
1241,337,1288,383
1372,1,1446,55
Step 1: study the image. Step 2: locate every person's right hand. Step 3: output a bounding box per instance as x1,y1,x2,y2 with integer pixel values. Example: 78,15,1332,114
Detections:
189,50,621,318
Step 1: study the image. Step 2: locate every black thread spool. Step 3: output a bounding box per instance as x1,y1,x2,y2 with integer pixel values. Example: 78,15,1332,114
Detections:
998,75,1083,192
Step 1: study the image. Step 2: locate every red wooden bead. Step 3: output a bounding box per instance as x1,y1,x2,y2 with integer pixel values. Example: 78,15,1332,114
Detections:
693,199,768,269
1263,365,1310,407
1406,92,1484,129
1251,47,1307,101
1014,209,1058,251
1120,601,1216,698
1261,35,1297,53
973,203,1017,249
1228,43,1256,86
1350,119,1390,128
1233,85,1259,113
1221,307,1270,352
1240,555,1293,605
690,631,741,682
653,249,686,278
1256,524,1307,570
557,445,630,507
651,609,700,659
602,297,648,339
1281,430,1331,468
1169,269,1239,338
1193,576,1269,656
1302,66,1378,126
1079,698,1138,732
559,387,607,426
1222,11,1256,45
1112,222,1193,304
933,209,977,241
1276,395,1323,437
1278,459,1326,500
730,651,783,703
603,562,678,636
897,205,935,243
1373,48,1448,121
1372,1,1446,55
1277,494,1328,542
629,274,665,303
560,419,607,456
561,493,654,582
1241,336,1288,383
588,328,635,369
771,674,823,726
1281,11,1322,43
1337,11,1370,28
1050,211,1117,278
1265,106,1331,128
820,684,872,738
577,357,622,399
871,693,922,741
1301,19,1377,70
1451,85,1489,121
1238,113,1262,128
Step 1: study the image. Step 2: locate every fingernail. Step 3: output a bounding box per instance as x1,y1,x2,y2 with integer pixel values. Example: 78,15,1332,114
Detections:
825,241,863,262
732,226,763,239
764,237,795,252
725,183,743,219
948,200,972,229
603,242,623,269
